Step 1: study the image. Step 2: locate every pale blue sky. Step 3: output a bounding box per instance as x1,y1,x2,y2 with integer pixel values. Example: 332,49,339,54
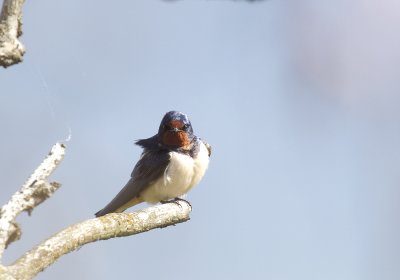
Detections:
1,1,400,280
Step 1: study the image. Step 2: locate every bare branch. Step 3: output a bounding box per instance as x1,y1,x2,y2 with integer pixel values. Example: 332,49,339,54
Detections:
0,143,192,280
0,0,26,67
0,143,65,259
6,201,191,280
0,264,14,280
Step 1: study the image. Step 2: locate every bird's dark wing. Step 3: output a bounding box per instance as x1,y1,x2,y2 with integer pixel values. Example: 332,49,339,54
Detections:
135,135,159,150
94,149,170,217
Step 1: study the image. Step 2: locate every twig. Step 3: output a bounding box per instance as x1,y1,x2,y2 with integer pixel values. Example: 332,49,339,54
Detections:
0,143,65,260
0,0,26,67
7,201,191,280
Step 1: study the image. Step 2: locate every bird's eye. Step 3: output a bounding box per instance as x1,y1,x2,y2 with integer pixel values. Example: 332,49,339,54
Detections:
163,124,170,130
182,124,189,131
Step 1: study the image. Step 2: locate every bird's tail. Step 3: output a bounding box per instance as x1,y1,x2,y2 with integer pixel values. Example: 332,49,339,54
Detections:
95,196,144,217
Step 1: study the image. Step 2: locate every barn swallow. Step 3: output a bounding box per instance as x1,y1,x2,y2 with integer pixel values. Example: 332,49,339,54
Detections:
95,111,211,217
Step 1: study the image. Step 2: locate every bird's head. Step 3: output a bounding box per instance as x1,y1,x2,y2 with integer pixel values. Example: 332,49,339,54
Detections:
158,111,194,148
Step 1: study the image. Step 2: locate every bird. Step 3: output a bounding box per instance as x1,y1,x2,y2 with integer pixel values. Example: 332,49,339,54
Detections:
95,111,211,217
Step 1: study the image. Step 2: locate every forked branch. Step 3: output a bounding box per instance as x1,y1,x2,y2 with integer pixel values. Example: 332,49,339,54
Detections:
0,143,191,280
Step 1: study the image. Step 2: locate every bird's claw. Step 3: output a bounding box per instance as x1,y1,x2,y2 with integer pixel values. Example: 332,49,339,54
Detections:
160,198,192,209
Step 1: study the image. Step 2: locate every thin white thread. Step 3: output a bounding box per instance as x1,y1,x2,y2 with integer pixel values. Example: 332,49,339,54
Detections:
31,62,73,144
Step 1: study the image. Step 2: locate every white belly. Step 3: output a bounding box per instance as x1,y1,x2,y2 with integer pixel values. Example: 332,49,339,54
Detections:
140,142,210,203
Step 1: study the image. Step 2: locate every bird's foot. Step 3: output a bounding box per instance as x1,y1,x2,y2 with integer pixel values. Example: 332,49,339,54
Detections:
160,197,192,209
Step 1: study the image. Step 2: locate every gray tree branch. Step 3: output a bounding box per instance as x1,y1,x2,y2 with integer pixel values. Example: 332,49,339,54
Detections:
0,0,25,67
0,143,65,260
0,143,192,280
7,202,191,280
